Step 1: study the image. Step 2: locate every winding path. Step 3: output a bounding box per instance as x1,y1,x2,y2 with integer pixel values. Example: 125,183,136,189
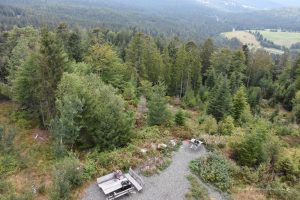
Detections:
81,141,224,200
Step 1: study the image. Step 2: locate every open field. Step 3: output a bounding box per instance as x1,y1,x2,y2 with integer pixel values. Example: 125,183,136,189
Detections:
221,31,261,49
259,30,300,48
221,31,284,54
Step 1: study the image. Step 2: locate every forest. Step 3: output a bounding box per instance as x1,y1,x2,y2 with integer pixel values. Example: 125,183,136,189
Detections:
2,1,300,42
0,20,299,200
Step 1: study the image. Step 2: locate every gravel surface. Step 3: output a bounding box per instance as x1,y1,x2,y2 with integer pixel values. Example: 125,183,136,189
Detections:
81,141,224,200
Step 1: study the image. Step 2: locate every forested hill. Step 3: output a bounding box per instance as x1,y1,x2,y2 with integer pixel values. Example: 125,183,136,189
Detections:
2,0,300,41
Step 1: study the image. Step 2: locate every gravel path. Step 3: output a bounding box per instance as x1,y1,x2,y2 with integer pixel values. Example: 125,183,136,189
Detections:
81,141,224,200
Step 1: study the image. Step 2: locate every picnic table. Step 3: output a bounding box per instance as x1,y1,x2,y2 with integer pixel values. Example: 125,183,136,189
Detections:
97,168,143,200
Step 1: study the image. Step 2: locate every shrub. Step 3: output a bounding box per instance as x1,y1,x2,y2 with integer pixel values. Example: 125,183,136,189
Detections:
185,175,210,200
265,179,300,200
183,88,197,108
51,157,83,199
136,127,161,140
202,115,218,135
231,120,271,167
219,116,235,135
190,152,237,192
175,109,185,126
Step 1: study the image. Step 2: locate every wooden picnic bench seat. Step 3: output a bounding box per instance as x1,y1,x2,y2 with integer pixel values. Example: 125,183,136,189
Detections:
124,173,142,192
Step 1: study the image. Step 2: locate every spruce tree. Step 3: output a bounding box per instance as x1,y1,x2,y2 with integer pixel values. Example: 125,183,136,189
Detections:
148,83,169,125
232,87,249,122
207,77,232,121
14,27,69,126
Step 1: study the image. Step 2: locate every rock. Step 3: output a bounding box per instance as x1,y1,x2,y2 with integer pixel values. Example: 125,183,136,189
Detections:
151,143,157,150
170,139,177,146
140,148,148,154
158,143,167,149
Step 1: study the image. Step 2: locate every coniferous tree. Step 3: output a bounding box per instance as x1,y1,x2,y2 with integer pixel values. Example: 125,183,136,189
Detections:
148,83,169,125
14,27,69,126
232,87,249,122
293,91,300,124
207,77,232,121
200,38,214,81
175,109,185,126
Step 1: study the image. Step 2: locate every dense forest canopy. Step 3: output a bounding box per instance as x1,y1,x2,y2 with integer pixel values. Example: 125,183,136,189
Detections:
2,0,300,42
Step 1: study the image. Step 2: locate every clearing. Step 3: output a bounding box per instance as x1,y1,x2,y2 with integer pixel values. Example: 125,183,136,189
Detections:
81,141,224,200
259,30,300,48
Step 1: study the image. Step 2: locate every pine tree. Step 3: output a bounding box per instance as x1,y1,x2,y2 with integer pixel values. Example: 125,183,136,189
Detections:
293,91,300,124
232,87,249,122
205,68,217,89
219,115,235,135
207,77,232,121
200,38,214,81
175,109,185,126
14,27,69,126
148,83,169,125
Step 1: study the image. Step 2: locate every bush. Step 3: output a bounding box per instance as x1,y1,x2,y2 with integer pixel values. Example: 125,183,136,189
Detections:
51,157,83,199
185,175,210,200
265,179,300,200
202,115,218,135
87,145,140,175
190,152,237,192
231,120,270,167
175,109,185,126
183,88,197,108
219,116,235,135
136,126,161,140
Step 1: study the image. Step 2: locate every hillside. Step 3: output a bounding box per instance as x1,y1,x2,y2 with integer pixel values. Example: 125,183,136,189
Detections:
2,1,300,41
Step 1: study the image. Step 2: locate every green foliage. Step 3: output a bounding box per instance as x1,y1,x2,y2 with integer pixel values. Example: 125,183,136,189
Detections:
232,120,281,168
219,116,235,135
190,152,237,192
233,129,268,167
85,43,125,88
207,77,232,121
123,81,137,103
202,115,218,135
265,178,300,200
126,33,163,83
175,109,185,126
50,157,83,200
52,73,133,149
232,87,249,122
136,126,161,140
14,27,69,126
148,83,170,126
138,80,153,99
183,88,197,108
87,145,140,175
185,175,210,200
293,91,300,123
247,87,262,113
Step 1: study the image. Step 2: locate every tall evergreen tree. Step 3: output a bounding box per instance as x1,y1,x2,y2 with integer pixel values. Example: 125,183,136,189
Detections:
200,38,214,81
207,77,232,121
14,27,69,126
148,83,169,125
232,87,249,122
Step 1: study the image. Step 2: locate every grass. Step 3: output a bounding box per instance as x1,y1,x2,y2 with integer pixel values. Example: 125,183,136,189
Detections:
222,31,261,49
221,31,284,54
259,30,300,48
185,175,210,200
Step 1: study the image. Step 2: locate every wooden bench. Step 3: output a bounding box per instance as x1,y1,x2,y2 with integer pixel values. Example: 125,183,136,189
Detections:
124,173,142,192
